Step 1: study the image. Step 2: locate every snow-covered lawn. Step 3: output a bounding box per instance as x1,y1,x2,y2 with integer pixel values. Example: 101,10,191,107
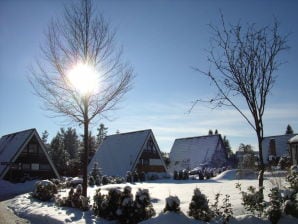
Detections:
2,169,297,223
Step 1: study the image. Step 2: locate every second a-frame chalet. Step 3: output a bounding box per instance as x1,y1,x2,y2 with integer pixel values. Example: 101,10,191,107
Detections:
88,129,167,177
0,128,59,182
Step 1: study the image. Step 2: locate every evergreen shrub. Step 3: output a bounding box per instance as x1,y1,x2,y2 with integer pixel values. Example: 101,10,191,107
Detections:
32,180,57,201
188,188,212,221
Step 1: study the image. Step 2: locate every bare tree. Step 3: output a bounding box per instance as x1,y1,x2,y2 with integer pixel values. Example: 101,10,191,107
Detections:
29,0,134,196
193,15,288,194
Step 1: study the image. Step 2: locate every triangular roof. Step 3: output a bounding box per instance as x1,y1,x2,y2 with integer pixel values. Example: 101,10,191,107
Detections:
88,129,167,176
169,134,225,171
0,128,59,179
262,133,297,163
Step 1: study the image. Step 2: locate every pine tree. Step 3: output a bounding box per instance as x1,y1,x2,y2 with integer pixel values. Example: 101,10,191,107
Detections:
134,189,156,223
50,131,70,175
118,186,134,224
164,195,181,213
96,123,108,147
62,128,79,160
41,130,49,144
286,124,294,134
188,188,212,221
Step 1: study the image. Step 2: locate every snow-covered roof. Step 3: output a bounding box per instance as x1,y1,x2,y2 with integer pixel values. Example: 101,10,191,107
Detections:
88,129,164,176
0,128,59,179
261,134,297,163
0,129,35,177
169,134,224,172
289,135,298,144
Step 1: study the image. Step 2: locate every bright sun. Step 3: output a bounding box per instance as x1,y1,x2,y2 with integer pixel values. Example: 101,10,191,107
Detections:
67,62,99,95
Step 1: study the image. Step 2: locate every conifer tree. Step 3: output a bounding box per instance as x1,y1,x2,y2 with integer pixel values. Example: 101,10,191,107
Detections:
188,188,212,221
286,124,294,135
96,123,108,147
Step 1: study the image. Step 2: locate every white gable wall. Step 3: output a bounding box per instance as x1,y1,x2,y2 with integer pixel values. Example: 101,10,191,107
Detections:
261,134,296,164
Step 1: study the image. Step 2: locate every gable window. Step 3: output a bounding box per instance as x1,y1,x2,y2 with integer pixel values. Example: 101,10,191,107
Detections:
22,163,30,170
40,164,51,171
143,159,149,166
31,163,39,171
21,148,28,156
28,144,38,154
146,138,157,153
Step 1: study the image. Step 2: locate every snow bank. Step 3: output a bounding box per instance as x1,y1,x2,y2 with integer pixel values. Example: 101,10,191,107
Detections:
212,169,257,181
0,179,36,201
139,212,204,224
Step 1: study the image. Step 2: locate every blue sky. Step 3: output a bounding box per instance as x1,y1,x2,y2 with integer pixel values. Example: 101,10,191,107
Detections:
1,0,298,152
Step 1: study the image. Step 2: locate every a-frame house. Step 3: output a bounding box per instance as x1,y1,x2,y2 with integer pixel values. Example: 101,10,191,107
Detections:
88,129,167,177
0,128,59,182
169,134,228,172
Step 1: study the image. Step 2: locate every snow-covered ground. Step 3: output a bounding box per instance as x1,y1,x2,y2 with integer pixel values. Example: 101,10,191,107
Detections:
1,169,297,223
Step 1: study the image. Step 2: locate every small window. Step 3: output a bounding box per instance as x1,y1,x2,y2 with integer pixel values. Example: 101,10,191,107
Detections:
22,163,30,170
143,159,149,166
40,164,51,171
28,144,38,153
31,163,39,171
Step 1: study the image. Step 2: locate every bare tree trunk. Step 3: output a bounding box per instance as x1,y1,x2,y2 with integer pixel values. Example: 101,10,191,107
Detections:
257,130,265,196
82,100,89,197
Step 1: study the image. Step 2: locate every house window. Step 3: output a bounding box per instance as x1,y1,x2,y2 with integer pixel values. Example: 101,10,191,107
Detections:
40,164,51,171
146,138,157,153
22,163,30,170
28,144,38,154
143,159,149,166
31,163,39,171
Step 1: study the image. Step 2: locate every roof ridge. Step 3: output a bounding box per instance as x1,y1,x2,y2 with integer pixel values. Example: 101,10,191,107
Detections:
175,134,221,141
107,129,152,137
1,128,36,138
264,133,298,139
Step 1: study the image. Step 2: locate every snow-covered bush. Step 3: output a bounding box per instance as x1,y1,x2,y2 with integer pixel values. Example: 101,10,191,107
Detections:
278,156,291,170
236,183,266,217
163,195,181,213
283,196,298,218
287,165,298,193
134,188,156,223
266,187,282,224
101,175,125,185
55,184,89,211
32,180,57,201
89,162,102,186
283,165,298,218
93,188,108,218
118,186,135,224
188,188,212,221
93,187,122,220
66,177,83,188
210,193,233,224
93,186,155,223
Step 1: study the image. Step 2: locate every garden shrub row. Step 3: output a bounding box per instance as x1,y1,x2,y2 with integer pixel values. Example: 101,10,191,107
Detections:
31,165,298,223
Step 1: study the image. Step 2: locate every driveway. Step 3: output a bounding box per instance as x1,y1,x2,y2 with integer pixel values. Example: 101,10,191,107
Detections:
0,201,29,224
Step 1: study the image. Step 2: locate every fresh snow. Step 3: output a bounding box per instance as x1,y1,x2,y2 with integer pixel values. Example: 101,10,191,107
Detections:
1,169,297,223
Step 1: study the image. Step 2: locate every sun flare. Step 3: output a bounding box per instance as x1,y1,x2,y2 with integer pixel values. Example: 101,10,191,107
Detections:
67,63,99,95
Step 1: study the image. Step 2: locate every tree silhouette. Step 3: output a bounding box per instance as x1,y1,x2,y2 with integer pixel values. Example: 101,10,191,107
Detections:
193,14,288,194
29,0,134,196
